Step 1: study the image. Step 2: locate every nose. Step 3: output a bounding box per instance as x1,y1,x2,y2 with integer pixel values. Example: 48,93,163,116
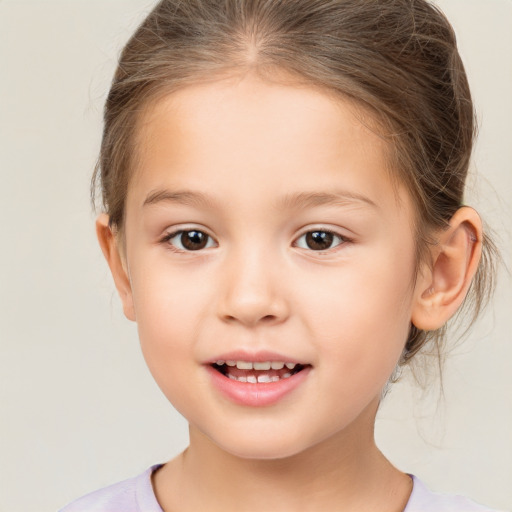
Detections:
217,248,289,327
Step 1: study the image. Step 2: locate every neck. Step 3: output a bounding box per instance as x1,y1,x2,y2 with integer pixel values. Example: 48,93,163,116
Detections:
153,400,412,512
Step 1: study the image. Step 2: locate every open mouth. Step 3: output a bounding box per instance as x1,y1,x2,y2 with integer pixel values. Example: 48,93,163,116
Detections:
211,360,309,383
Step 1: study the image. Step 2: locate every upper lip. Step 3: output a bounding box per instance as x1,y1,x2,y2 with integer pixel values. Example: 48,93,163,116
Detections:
205,350,309,365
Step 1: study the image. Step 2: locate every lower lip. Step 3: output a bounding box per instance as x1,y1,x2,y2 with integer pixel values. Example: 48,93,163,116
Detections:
206,365,312,407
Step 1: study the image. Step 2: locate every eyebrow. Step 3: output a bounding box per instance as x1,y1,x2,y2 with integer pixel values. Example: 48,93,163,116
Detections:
143,188,378,210
277,190,378,211
143,189,216,209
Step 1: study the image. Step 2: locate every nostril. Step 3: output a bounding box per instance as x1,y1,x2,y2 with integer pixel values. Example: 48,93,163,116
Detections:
222,312,280,326
218,281,289,327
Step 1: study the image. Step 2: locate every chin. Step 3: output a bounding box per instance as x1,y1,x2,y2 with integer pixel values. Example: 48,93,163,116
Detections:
221,441,305,461
209,426,327,461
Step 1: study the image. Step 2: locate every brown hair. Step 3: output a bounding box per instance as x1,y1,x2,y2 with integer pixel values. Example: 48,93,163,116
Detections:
93,0,497,368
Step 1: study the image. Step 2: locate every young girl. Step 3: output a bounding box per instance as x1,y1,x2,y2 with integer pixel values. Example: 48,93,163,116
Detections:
60,0,503,510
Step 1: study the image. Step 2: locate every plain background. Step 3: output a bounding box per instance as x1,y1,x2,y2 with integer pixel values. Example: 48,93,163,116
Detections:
0,1,511,511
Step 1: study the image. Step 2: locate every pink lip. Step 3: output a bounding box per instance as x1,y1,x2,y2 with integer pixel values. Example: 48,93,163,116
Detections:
206,363,312,407
206,350,306,365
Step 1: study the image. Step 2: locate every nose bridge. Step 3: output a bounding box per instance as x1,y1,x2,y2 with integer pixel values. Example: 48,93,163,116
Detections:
218,240,288,326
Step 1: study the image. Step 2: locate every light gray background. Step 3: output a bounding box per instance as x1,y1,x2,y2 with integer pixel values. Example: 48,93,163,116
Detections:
0,1,511,511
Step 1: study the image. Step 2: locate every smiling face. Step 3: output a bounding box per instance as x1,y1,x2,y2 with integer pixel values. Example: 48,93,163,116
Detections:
114,74,420,459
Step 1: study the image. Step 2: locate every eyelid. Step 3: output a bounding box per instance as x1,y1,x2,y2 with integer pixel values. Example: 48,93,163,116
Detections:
160,226,218,252
158,224,352,253
293,226,352,252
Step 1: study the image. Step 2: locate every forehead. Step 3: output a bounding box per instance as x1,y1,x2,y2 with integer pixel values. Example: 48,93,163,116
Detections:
138,75,383,157
129,74,407,215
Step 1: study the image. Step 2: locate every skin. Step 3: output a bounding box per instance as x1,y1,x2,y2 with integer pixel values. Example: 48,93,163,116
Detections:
97,73,482,512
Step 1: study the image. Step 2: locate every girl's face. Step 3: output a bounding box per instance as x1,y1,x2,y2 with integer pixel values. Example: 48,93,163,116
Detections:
119,74,420,459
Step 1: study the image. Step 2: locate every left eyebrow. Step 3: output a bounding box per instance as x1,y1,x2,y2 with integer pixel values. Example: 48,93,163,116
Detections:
276,190,379,211
142,188,378,211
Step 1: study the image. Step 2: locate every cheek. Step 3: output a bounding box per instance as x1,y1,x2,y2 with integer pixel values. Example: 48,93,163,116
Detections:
301,245,415,385
133,285,205,419
127,257,209,385
129,245,212,331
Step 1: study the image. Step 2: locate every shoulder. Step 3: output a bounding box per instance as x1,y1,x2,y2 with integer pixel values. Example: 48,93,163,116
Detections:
405,475,505,512
59,465,163,512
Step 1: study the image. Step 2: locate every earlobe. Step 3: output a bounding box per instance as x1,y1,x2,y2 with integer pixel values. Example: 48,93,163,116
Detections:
411,207,482,331
96,214,136,322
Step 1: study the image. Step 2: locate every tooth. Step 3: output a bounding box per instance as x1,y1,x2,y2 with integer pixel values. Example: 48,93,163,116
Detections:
236,361,253,370
257,374,271,383
253,362,271,370
285,363,296,370
216,360,225,366
247,375,257,383
271,376,280,382
282,372,292,379
226,361,236,366
238,376,247,383
228,374,236,380
271,362,284,370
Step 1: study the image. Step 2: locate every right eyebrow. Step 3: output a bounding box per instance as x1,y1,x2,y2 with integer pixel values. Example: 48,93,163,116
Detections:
142,189,217,209
142,188,379,212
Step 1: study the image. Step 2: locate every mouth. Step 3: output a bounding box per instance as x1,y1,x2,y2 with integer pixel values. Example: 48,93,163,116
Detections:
210,360,309,383
207,356,313,406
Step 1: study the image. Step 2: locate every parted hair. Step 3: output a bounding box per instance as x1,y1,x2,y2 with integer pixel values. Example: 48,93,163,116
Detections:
93,0,497,369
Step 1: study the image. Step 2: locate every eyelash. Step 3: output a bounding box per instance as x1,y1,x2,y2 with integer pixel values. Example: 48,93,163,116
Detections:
294,229,350,253
160,228,351,253
160,229,217,252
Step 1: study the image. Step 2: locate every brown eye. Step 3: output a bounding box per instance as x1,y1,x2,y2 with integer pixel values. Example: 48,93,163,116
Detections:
306,231,333,250
181,230,208,250
166,230,215,251
295,230,345,251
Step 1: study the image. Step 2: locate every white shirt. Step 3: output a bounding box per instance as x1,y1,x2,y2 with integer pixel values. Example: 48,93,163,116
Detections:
60,465,504,512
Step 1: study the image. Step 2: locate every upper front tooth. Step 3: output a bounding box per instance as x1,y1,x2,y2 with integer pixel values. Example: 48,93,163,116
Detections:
271,362,284,370
236,361,253,370
226,361,236,367
253,362,271,370
285,363,296,370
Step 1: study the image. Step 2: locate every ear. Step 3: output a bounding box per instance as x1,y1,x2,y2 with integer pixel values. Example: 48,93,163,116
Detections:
411,207,482,331
96,214,136,321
